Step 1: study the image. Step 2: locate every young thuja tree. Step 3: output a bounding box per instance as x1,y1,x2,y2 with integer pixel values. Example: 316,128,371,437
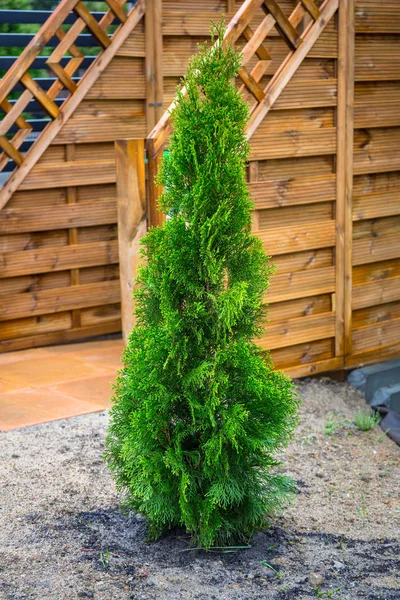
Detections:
105,24,299,549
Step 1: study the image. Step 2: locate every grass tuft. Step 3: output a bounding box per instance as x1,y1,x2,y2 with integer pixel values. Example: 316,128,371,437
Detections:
353,409,381,432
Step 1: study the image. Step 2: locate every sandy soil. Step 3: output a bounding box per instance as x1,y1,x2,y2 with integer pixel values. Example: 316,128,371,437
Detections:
0,378,399,600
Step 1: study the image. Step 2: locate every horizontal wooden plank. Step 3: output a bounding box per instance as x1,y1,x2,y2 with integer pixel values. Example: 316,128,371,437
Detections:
0,280,121,321
86,57,146,100
259,312,336,350
355,35,400,81
353,258,400,286
353,300,400,330
258,202,333,229
352,317,400,354
250,174,336,209
0,264,120,297
352,277,400,310
354,103,400,129
7,188,66,209
266,266,335,303
161,11,230,36
0,320,121,353
115,22,145,56
273,248,333,274
353,190,400,220
249,129,337,160
53,114,146,145
353,171,400,197
273,79,338,109
345,343,400,368
355,2,400,33
270,337,334,368
257,156,335,182
267,294,332,322
20,159,116,190
254,108,335,133
284,356,343,378
0,312,71,341
256,220,336,255
1,240,119,278
353,127,400,175
353,232,400,265
0,200,117,234
80,303,121,327
354,81,400,106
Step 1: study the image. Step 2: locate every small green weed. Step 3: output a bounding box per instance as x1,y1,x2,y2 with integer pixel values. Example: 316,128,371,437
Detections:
376,428,390,443
324,414,352,436
356,493,367,520
260,560,282,579
99,549,110,568
353,409,381,431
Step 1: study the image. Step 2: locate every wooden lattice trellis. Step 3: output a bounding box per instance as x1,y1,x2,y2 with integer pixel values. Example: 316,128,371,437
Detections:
0,0,146,210
146,0,339,227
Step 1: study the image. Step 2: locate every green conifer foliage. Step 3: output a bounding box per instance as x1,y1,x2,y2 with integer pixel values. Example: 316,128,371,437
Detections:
105,24,300,549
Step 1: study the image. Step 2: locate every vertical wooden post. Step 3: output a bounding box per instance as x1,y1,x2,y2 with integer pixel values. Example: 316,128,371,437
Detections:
227,0,236,13
249,160,259,232
145,0,163,132
115,138,147,344
335,0,354,359
65,143,81,329
146,137,165,228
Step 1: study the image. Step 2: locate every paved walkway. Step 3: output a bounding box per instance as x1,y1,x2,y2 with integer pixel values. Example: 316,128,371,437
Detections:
0,338,124,431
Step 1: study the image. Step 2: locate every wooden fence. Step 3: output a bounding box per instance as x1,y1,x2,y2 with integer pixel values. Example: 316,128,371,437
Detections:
0,0,399,378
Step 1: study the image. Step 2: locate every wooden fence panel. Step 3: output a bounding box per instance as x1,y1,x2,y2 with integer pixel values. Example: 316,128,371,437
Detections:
1,0,399,377
348,0,400,367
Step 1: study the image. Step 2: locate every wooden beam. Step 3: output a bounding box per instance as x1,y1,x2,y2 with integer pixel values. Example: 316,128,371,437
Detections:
335,0,354,358
146,137,165,228
115,138,147,344
145,0,163,132
0,0,146,210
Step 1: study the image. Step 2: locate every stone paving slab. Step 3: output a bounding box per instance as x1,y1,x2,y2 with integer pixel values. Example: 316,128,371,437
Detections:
0,338,124,431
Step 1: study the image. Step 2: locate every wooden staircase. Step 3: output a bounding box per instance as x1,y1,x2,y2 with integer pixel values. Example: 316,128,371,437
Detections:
0,0,145,210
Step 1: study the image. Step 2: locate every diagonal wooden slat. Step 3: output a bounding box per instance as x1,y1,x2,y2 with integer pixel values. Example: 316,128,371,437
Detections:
242,25,272,62
239,59,272,100
106,0,128,23
0,94,32,136
20,73,60,119
238,66,266,102
0,136,24,166
299,0,320,21
47,61,78,94
262,0,303,49
241,15,276,65
74,2,112,48
0,129,31,172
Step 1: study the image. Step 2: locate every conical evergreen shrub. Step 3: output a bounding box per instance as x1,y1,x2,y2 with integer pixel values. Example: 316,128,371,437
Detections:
105,24,299,549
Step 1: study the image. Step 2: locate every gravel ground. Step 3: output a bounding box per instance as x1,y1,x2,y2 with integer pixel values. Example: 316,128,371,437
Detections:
1,378,399,600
